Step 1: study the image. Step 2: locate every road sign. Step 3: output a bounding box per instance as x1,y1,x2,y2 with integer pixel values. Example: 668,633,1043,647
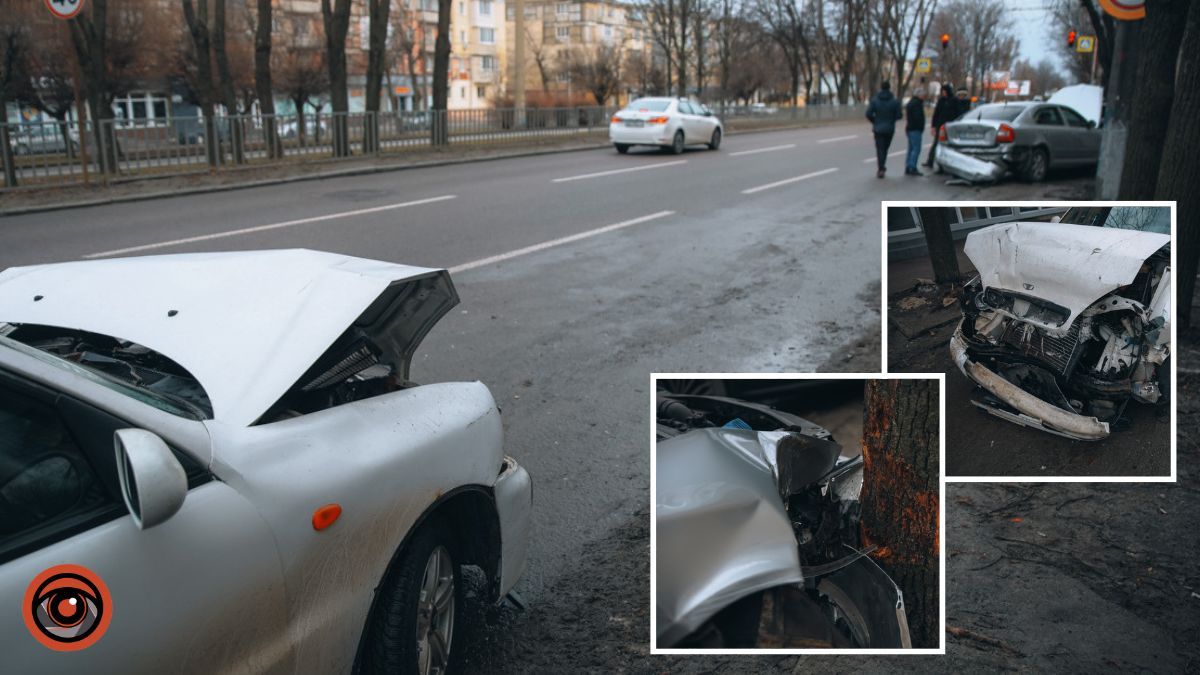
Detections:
1098,0,1144,21
915,58,932,74
1076,36,1096,53
43,0,85,20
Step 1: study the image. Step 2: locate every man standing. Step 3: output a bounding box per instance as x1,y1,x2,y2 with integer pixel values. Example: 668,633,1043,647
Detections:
925,83,956,168
866,81,902,179
904,87,925,176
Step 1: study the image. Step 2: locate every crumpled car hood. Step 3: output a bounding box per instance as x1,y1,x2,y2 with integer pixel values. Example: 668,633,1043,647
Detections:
656,427,809,647
965,222,1169,327
0,249,458,426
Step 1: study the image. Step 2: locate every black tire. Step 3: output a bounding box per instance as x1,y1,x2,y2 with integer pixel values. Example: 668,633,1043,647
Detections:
1021,146,1049,182
615,143,630,154
708,128,722,150
362,522,463,675
670,130,685,155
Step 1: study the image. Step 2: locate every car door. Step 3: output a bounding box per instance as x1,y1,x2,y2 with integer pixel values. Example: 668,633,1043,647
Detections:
0,370,292,674
1031,105,1073,164
1059,105,1100,165
678,101,704,142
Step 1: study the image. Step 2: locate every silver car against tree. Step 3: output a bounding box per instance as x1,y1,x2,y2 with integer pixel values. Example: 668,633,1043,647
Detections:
0,249,531,673
935,102,1100,183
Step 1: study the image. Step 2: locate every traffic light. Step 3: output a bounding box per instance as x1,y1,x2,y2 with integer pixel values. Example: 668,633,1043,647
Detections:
941,33,950,50
1068,30,1076,47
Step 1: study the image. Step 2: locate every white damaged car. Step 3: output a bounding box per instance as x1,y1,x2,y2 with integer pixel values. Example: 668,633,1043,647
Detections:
950,208,1171,440
0,249,531,673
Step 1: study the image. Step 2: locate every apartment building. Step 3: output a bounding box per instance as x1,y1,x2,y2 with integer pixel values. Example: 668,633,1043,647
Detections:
503,0,652,104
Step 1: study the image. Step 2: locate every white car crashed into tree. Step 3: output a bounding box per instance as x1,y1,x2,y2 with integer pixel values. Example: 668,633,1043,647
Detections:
0,250,531,674
609,97,723,154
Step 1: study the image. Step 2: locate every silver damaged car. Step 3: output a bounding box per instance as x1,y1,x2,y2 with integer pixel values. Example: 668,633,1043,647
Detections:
0,249,531,673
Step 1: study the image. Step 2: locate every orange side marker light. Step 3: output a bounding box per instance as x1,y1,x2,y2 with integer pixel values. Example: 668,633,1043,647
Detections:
312,504,343,531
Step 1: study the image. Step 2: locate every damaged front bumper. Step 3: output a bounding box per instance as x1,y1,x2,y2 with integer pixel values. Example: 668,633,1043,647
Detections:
935,144,1012,183
949,323,1110,440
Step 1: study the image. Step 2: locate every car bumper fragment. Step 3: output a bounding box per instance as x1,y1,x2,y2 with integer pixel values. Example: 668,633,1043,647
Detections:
494,455,532,597
936,145,1007,183
950,325,1110,440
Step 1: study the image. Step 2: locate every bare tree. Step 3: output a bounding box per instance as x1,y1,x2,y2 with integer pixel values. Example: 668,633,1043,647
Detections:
431,0,451,145
527,26,553,92
1048,1,1108,86
648,0,700,95
364,0,393,153
878,0,938,98
0,7,30,186
253,0,280,158
757,0,815,110
181,0,222,167
321,0,353,156
929,0,1017,99
559,43,624,105
819,0,868,104
276,17,329,147
392,2,428,110
212,0,246,164
1011,58,1066,98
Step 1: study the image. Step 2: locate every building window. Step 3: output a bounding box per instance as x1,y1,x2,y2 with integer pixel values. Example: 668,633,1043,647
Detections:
481,55,496,70
556,2,569,15
556,26,570,41
460,29,466,45
506,6,514,19
477,85,487,98
458,1,464,14
479,27,495,43
604,25,612,39
460,86,467,98
478,0,492,15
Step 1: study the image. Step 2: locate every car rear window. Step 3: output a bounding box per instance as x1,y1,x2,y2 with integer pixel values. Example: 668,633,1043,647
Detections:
966,105,1023,122
625,99,670,112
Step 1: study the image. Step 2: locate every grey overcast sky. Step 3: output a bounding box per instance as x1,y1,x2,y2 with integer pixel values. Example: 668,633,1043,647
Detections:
1012,2,1063,71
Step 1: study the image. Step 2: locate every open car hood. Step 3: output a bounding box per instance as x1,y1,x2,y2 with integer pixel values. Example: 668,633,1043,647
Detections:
0,250,458,426
965,222,1169,328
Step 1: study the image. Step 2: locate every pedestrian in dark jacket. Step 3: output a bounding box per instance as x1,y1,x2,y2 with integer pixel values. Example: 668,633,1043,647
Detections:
955,88,972,117
865,81,902,178
904,90,925,175
925,83,956,167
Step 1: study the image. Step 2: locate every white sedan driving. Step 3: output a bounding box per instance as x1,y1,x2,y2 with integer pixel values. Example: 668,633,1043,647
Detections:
609,97,723,154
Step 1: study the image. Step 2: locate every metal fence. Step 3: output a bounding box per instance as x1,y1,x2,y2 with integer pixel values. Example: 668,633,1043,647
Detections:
0,103,868,191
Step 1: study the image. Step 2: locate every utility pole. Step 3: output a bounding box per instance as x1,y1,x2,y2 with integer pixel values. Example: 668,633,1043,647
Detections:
514,0,525,123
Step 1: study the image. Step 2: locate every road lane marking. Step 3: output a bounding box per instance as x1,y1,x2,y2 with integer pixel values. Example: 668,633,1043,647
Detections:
817,134,858,144
862,150,907,163
83,195,458,259
449,211,675,273
551,160,686,183
729,144,796,157
741,168,839,195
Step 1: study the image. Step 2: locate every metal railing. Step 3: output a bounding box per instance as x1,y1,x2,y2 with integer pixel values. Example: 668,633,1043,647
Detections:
1,103,866,191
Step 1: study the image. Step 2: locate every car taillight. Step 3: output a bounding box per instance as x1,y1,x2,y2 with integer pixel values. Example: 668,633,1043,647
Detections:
647,116,669,125
611,116,622,124
938,124,947,142
995,123,1015,143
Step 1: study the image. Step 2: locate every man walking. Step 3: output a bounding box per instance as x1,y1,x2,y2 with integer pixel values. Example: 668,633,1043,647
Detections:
904,87,925,176
925,83,955,168
866,81,902,178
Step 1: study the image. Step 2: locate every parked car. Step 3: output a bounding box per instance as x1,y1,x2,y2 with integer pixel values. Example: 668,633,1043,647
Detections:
934,101,1100,182
655,389,910,648
749,102,778,115
10,126,79,156
609,97,722,154
0,249,531,673
278,117,330,139
950,209,1171,440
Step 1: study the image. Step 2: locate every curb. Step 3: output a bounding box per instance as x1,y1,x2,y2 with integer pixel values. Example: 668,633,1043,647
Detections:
0,119,859,218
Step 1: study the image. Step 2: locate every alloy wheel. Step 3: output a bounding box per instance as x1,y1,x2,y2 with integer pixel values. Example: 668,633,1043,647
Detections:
416,545,455,675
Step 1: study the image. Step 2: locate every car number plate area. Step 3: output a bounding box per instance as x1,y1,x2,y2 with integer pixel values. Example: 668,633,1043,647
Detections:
625,120,644,127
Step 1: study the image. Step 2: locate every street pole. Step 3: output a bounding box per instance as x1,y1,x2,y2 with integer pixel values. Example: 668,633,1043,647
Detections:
1090,43,1098,84
514,0,525,125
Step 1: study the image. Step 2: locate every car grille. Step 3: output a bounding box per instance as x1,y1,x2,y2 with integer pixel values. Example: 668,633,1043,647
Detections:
999,320,1083,376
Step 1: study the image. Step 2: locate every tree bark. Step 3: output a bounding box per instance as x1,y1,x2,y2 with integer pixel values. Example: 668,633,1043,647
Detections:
364,0,392,153
182,0,220,168
212,0,245,164
919,206,960,284
860,378,940,649
322,0,353,157
1157,0,1200,329
431,0,451,146
68,0,120,174
1118,0,1189,199
255,0,280,159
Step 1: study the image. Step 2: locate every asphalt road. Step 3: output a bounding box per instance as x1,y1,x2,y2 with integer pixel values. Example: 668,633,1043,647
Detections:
0,121,1096,666
887,247,1171,478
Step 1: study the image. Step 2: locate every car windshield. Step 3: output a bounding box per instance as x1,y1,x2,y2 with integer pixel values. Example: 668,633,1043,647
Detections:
1061,206,1170,234
0,324,211,419
624,99,670,112
964,105,1024,122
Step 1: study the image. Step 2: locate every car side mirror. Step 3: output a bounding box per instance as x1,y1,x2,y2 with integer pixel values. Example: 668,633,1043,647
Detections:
1086,120,1096,129
115,429,187,530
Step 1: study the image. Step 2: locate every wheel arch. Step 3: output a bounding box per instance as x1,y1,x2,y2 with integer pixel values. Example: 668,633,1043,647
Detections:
350,484,502,673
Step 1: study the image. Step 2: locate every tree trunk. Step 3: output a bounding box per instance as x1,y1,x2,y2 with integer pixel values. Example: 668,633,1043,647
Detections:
68,0,120,174
1157,0,1200,329
919,206,960,284
860,378,940,649
431,0,451,146
255,0,280,159
322,0,353,157
0,90,15,188
213,0,245,164
364,0,392,154
1118,0,1188,199
182,0,221,168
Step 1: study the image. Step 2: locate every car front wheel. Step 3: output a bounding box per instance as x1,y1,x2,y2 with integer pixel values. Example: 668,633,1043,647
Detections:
670,130,685,155
362,522,462,675
708,128,722,150
1021,147,1048,182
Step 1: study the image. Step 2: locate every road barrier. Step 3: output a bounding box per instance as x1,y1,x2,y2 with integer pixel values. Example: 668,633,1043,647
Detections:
0,103,868,192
